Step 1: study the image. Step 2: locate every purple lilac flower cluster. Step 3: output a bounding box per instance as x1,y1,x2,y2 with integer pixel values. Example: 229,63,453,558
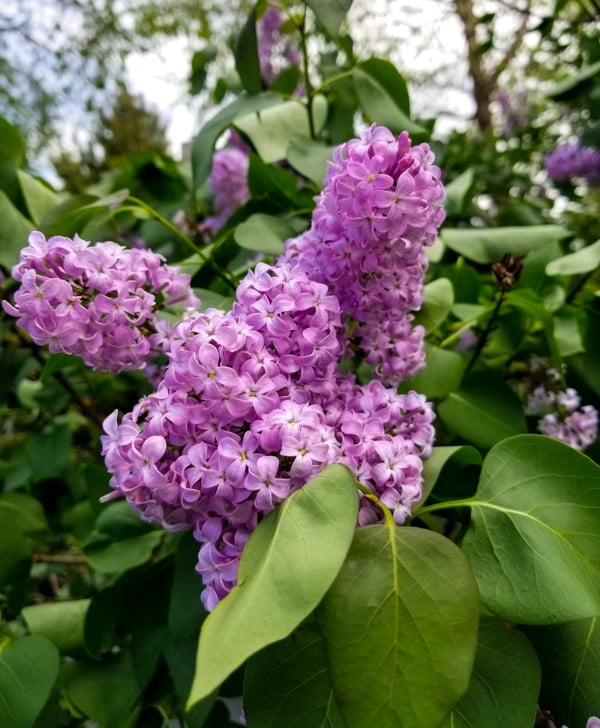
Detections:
562,718,600,728
521,359,598,451
101,262,435,610
282,125,445,386
3,232,198,372
204,147,250,233
258,7,301,86
545,141,600,187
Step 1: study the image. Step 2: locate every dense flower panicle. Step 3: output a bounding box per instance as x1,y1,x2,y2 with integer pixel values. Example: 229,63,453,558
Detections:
519,359,598,451
258,7,301,86
545,141,600,187
281,125,445,385
204,147,250,233
101,261,435,610
3,232,198,372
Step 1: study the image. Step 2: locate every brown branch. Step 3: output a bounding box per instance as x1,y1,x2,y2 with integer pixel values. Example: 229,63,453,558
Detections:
34,553,88,565
490,0,533,86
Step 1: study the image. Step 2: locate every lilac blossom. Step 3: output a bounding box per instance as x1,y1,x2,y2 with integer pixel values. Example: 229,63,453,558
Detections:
204,148,250,233
562,718,600,728
258,7,301,87
101,261,435,610
545,141,600,187
281,125,446,386
517,359,598,451
3,232,198,373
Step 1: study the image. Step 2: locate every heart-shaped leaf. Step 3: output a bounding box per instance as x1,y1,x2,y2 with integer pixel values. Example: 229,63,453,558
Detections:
461,435,600,623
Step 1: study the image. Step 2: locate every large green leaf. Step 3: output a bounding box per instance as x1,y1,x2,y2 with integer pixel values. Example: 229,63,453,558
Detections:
461,435,600,623
286,138,335,186
234,4,262,94
353,59,426,137
187,464,359,707
437,372,527,449
235,96,328,162
546,239,600,277
304,0,353,38
0,636,60,728
22,599,90,654
62,649,145,727
440,619,541,728
441,225,570,264
414,278,454,333
17,170,61,224
526,617,600,727
547,60,600,100
0,504,31,585
234,213,292,255
191,92,282,188
245,525,479,728
444,169,475,217
0,190,33,268
401,345,465,400
416,445,482,509
83,501,164,573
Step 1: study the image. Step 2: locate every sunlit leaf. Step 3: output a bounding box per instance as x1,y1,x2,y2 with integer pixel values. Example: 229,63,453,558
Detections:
462,435,600,623
245,526,480,728
187,464,359,707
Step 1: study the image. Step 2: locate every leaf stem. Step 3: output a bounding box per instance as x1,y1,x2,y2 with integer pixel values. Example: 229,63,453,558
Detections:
298,7,316,139
124,196,238,291
312,69,355,95
465,290,506,371
356,483,396,529
413,497,475,518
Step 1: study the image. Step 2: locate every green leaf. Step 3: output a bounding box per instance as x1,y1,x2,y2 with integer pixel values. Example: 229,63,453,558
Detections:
353,60,427,137
0,190,33,268
304,0,353,38
461,435,600,623
187,464,359,707
0,116,26,204
417,445,482,509
191,93,283,188
194,288,235,312
0,504,31,585
22,600,90,654
444,168,475,217
546,239,600,277
440,619,541,728
62,649,145,727
286,138,335,186
84,501,164,573
39,193,114,239
0,492,47,535
526,617,600,727
553,311,584,357
437,372,527,449
547,60,600,100
401,345,465,400
441,226,570,265
0,636,60,728
235,96,328,162
234,5,262,94
414,278,454,333
166,534,215,726
571,317,600,396
17,170,61,225
234,213,292,255
245,525,479,728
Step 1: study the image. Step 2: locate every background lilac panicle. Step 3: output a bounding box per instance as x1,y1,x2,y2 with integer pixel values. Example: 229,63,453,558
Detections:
203,146,250,233
545,140,600,187
257,6,301,87
3,231,199,373
520,358,598,451
101,261,435,610
281,124,446,386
